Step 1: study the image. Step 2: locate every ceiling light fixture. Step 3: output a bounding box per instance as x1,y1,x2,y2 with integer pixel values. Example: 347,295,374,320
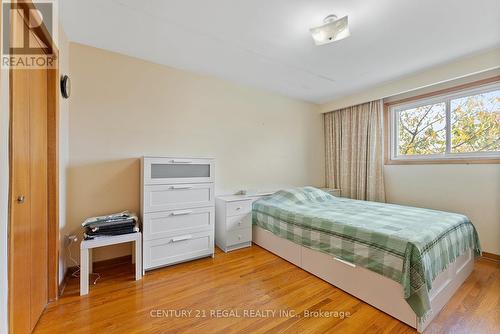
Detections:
310,14,350,46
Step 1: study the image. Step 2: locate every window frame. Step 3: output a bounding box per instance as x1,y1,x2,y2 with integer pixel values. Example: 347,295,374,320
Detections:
384,77,500,165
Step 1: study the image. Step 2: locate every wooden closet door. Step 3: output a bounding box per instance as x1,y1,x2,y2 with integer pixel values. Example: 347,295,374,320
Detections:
9,8,49,334
9,9,32,334
9,66,32,334
28,66,48,330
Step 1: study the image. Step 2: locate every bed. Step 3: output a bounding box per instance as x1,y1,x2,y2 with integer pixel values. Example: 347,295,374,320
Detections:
252,187,481,332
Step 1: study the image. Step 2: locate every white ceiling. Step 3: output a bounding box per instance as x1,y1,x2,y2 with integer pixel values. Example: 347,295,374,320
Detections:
60,0,500,103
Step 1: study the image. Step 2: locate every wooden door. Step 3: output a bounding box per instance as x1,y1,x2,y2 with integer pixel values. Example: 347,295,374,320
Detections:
28,66,49,329
9,8,49,334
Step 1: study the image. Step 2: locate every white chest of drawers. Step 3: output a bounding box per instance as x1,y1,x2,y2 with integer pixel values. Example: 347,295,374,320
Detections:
141,157,215,271
215,193,273,252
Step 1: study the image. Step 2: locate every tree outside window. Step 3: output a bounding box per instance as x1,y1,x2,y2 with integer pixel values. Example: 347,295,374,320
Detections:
393,85,500,159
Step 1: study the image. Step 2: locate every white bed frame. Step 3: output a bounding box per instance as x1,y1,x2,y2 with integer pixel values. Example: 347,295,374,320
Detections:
253,225,474,332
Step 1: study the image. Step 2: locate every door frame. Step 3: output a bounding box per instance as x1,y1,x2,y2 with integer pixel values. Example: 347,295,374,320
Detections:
7,0,60,329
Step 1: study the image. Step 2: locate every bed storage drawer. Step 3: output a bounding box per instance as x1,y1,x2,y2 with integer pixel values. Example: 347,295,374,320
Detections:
143,231,214,269
143,183,214,212
143,207,214,241
225,228,252,247
300,246,416,327
252,226,301,266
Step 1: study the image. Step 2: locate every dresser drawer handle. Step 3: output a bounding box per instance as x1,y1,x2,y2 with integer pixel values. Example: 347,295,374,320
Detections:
235,207,241,210
170,160,192,163
171,235,192,243
170,185,193,190
171,210,193,216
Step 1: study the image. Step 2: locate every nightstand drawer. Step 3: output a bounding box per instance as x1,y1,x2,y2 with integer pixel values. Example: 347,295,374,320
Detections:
226,228,252,247
226,200,252,217
226,213,251,232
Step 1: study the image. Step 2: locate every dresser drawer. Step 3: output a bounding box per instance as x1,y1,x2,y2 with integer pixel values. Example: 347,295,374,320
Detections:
226,200,253,217
226,228,252,247
143,157,214,185
143,183,214,213
226,213,251,232
143,207,214,241
143,231,214,270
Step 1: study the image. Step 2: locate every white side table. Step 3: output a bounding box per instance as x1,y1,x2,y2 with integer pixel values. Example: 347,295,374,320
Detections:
80,232,142,296
215,192,274,252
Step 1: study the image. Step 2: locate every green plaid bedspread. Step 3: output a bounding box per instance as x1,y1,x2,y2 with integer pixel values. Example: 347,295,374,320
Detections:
252,187,481,321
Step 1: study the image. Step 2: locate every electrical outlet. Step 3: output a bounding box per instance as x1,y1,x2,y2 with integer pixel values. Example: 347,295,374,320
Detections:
66,234,78,245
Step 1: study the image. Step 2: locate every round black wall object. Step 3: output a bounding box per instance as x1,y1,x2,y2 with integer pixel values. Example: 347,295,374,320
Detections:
60,75,71,99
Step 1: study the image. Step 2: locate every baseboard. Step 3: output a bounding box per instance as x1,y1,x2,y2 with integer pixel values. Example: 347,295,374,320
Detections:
482,252,500,262
58,268,70,297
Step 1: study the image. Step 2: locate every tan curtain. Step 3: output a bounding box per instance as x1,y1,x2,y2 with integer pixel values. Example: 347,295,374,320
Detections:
324,100,385,202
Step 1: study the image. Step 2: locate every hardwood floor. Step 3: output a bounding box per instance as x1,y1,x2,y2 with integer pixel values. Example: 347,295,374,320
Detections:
34,245,499,334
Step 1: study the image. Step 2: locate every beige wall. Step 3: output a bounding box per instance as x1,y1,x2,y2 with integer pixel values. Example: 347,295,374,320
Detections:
67,43,325,263
319,48,500,112
321,49,500,255
385,165,500,255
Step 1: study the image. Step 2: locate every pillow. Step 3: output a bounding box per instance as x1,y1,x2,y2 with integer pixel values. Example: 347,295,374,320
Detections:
268,186,334,204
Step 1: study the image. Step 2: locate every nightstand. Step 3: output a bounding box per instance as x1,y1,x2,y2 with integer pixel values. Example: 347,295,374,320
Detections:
215,192,273,252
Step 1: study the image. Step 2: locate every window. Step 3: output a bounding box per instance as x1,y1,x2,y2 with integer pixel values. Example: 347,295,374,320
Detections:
389,82,500,162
